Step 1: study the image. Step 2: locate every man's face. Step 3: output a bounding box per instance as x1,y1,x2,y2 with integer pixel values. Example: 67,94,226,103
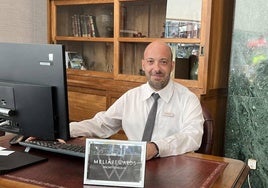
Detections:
142,43,174,90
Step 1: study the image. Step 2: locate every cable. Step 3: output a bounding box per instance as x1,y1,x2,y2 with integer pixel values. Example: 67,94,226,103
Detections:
247,174,252,188
0,120,9,126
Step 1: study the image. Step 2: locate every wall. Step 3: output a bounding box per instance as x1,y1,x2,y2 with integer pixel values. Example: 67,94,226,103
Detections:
0,0,47,43
225,0,268,187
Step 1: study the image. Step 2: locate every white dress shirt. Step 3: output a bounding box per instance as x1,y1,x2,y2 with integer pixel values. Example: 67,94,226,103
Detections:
70,79,204,157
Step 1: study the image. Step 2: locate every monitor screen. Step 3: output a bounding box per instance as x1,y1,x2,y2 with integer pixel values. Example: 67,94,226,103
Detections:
0,42,70,140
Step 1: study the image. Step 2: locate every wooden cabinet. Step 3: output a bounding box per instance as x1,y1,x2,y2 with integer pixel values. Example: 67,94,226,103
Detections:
48,0,235,156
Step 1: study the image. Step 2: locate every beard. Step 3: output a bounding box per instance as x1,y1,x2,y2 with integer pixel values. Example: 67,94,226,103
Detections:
147,75,170,90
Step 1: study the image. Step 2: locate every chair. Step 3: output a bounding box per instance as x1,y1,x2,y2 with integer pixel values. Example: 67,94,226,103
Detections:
196,104,214,155
0,131,5,137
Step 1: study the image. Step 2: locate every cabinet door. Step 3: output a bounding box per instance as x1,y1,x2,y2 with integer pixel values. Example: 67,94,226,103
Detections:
51,1,114,74
115,0,208,90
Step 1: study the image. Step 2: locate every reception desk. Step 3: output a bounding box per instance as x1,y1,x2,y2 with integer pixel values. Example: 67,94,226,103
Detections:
0,135,249,188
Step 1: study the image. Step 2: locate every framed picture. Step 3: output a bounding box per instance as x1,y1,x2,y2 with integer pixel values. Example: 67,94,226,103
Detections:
83,139,147,187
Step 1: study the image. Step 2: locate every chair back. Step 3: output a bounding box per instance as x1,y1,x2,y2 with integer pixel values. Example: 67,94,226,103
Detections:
0,131,5,137
196,104,213,154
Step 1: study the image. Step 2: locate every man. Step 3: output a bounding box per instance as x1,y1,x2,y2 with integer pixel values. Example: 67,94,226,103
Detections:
70,40,204,160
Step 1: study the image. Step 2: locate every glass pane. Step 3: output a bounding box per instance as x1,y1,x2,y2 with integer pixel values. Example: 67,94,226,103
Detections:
119,42,148,75
59,41,113,72
119,42,199,80
56,4,114,37
171,43,200,80
165,0,202,38
119,0,202,39
120,1,166,38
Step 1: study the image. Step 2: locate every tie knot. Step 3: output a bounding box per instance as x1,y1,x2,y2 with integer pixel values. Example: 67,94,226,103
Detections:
152,93,160,100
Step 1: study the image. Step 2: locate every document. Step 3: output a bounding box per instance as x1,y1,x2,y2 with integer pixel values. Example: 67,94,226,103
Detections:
0,146,14,156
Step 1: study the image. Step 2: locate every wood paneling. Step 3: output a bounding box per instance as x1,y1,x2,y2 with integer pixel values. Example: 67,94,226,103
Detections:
68,90,106,121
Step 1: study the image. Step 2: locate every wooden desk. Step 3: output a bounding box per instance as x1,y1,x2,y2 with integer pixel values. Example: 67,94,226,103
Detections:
0,135,249,188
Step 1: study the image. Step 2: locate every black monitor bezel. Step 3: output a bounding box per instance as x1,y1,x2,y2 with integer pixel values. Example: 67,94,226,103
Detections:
0,42,70,140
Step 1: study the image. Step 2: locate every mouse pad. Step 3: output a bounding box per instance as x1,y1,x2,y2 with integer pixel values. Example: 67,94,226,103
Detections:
0,150,47,175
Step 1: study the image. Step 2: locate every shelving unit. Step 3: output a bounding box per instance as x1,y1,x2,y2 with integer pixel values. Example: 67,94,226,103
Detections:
48,0,235,156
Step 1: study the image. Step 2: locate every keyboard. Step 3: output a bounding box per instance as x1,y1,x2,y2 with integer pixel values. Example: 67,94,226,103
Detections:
19,140,85,158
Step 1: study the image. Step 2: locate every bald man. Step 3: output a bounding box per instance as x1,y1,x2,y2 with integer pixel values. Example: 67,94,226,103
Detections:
70,41,204,160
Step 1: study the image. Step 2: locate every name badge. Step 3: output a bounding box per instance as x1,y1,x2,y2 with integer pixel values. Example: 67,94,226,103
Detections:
162,112,174,117
84,139,146,187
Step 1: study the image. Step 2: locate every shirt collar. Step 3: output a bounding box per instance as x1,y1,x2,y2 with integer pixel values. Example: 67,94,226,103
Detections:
142,79,174,103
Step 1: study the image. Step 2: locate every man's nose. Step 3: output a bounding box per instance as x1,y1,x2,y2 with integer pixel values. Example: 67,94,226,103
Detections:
152,62,161,70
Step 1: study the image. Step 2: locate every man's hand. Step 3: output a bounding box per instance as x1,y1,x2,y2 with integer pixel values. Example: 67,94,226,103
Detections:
146,142,159,160
25,137,66,143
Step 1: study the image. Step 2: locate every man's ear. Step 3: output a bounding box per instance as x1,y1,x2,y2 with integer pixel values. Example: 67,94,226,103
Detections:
141,59,145,70
171,60,175,71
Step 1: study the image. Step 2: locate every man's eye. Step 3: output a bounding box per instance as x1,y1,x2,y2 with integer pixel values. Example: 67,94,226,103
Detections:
146,60,155,64
159,60,168,64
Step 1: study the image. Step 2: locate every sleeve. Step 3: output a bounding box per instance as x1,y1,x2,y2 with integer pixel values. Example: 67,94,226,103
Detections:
154,94,204,157
69,95,125,138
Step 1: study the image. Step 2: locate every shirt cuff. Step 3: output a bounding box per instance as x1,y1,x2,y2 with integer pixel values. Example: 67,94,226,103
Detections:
151,142,160,158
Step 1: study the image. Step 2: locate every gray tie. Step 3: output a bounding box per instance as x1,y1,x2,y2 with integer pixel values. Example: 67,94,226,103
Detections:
142,93,160,141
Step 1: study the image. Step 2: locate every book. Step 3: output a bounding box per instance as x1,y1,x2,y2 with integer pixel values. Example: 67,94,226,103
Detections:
71,14,99,37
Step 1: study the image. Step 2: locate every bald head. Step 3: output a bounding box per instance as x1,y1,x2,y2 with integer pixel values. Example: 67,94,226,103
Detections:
142,41,174,91
143,41,173,62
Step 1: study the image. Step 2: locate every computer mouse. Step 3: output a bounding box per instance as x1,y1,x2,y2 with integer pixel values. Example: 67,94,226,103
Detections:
9,135,25,145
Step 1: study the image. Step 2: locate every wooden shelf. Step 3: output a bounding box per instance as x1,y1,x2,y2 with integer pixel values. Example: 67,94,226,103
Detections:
54,36,114,42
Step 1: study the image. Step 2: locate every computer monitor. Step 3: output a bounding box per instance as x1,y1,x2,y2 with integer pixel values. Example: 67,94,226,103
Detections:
0,42,70,140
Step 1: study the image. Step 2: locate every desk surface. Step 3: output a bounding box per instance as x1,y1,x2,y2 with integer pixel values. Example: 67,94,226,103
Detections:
0,135,249,188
